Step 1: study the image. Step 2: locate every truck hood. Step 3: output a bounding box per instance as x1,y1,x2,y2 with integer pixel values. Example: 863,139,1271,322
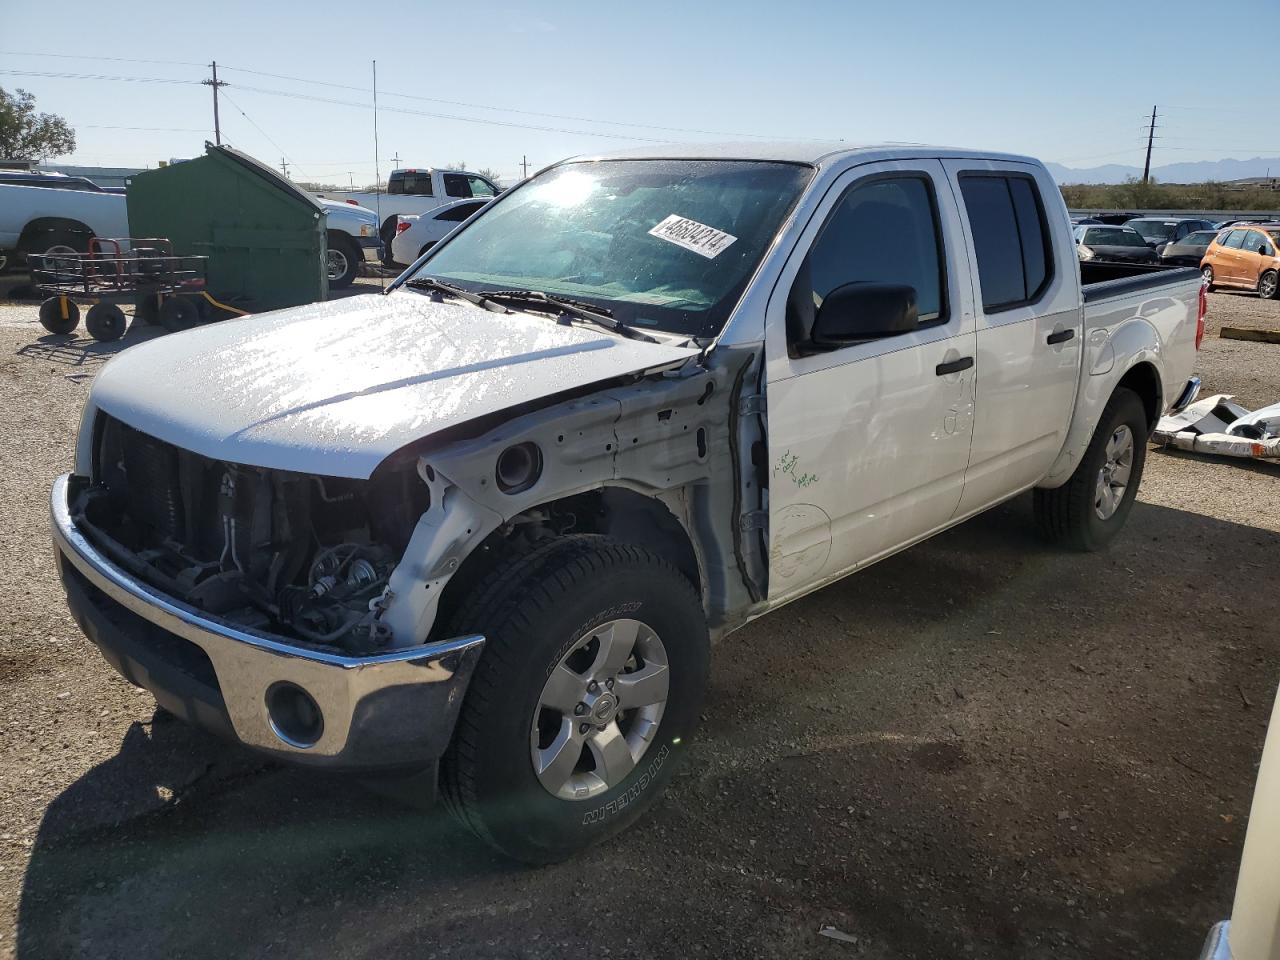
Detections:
89,292,699,478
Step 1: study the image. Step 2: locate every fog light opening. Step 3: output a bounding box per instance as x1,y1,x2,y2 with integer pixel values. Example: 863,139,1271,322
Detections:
266,682,324,748
496,442,542,494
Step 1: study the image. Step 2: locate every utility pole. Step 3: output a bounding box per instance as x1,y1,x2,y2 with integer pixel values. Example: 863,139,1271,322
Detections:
521,154,528,179
280,157,290,178
202,61,228,146
1142,104,1158,185
391,152,400,168
347,171,355,190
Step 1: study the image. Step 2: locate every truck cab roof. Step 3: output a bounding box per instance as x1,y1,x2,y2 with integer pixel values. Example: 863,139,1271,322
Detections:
584,140,1040,168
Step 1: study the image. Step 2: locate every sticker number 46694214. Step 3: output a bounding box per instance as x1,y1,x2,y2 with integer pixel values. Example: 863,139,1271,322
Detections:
648,214,738,259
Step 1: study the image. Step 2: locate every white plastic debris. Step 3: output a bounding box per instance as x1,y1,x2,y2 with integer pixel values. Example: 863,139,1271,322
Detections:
1154,394,1280,460
818,925,859,945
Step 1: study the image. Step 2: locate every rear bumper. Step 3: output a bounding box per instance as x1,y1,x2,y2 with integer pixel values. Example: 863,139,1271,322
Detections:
357,236,383,261
1172,375,1203,413
51,473,483,773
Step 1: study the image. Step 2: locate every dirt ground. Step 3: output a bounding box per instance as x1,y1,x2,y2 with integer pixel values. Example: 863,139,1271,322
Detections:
0,289,1277,960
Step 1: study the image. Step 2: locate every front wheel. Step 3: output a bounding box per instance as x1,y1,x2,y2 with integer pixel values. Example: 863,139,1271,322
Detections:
1259,269,1279,300
1201,265,1215,291
441,536,709,863
1034,387,1148,551
38,296,80,335
326,235,360,289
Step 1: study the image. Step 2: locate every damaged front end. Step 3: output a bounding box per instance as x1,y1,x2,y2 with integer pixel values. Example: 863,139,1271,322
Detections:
76,414,427,653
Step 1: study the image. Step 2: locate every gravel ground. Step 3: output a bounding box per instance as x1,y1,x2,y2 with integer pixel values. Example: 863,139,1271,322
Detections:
0,290,1277,959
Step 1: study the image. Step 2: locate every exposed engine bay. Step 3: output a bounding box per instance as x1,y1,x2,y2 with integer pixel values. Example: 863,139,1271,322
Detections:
74,415,427,652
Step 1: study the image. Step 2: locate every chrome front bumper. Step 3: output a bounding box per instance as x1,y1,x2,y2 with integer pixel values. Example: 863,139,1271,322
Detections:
50,473,483,772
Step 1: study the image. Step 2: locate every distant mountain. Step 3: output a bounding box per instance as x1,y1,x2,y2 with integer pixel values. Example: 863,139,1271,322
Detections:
1047,157,1280,185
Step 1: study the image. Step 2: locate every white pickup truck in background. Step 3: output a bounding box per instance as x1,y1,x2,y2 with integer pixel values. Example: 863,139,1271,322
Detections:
51,142,1204,865
316,166,501,262
314,197,379,289
0,175,130,272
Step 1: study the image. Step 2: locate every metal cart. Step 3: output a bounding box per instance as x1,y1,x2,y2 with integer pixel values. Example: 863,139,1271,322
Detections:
31,238,211,341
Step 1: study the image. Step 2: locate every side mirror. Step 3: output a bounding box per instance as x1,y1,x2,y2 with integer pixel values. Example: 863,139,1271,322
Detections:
811,282,919,348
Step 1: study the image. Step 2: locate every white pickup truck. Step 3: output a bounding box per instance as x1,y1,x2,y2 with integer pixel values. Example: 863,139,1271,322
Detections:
316,166,500,261
0,177,129,272
51,142,1204,863
314,198,380,289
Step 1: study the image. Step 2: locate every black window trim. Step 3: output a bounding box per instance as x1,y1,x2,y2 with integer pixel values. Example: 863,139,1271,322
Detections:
957,170,1056,315
789,169,952,348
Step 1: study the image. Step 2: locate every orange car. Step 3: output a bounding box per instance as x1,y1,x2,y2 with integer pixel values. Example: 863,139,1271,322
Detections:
1200,223,1280,299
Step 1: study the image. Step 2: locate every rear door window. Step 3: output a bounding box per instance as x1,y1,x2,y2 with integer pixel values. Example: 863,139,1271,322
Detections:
443,173,471,198
958,173,1054,311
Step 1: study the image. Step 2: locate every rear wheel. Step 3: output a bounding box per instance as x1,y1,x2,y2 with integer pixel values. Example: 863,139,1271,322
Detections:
1201,265,1215,291
1034,388,1148,551
158,296,200,333
38,296,80,335
1259,269,1278,300
85,302,127,341
441,536,708,863
134,293,160,325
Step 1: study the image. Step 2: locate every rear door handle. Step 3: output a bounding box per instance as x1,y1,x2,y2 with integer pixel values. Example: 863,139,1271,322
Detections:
935,356,974,376
1047,329,1076,345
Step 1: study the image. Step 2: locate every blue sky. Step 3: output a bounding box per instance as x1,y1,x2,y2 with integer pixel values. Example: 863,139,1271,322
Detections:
3,0,1276,186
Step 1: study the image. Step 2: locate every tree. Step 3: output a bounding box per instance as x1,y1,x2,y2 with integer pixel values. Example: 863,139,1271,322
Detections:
0,87,75,161
476,167,503,186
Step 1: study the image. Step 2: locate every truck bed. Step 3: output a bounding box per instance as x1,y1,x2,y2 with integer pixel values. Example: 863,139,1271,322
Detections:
1080,261,1200,303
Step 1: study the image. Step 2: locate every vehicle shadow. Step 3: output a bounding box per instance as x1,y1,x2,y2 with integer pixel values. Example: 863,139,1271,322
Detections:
15,708,511,959
13,496,1279,959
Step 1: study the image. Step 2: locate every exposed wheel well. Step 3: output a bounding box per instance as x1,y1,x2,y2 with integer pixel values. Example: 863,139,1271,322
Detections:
1116,361,1162,431
326,229,360,254
18,218,95,253
430,487,701,640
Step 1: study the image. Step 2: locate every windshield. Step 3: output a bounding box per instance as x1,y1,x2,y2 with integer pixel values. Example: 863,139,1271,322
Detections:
1184,231,1218,245
1128,220,1177,241
1085,228,1148,247
408,159,813,338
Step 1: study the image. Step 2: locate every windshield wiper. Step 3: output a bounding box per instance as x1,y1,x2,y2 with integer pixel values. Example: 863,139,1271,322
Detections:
405,276,506,312
486,289,658,343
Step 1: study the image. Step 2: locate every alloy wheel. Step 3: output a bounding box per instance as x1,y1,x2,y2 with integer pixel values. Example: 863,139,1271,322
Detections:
326,248,349,281
530,618,669,801
1094,424,1134,520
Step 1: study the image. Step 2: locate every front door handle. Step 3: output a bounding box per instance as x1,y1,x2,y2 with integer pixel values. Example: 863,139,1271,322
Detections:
1047,328,1076,345
935,356,974,376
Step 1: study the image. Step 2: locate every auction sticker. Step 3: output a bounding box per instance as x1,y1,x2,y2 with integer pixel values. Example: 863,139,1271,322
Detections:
648,214,737,259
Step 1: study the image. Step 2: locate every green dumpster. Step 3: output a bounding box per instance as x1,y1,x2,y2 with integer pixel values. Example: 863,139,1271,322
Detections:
127,143,327,311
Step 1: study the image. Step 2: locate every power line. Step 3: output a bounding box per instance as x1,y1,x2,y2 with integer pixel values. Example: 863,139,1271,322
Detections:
217,63,801,140
0,68,199,85
0,50,206,67
230,83,666,142
81,124,208,132
2,50,807,141
218,90,307,179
